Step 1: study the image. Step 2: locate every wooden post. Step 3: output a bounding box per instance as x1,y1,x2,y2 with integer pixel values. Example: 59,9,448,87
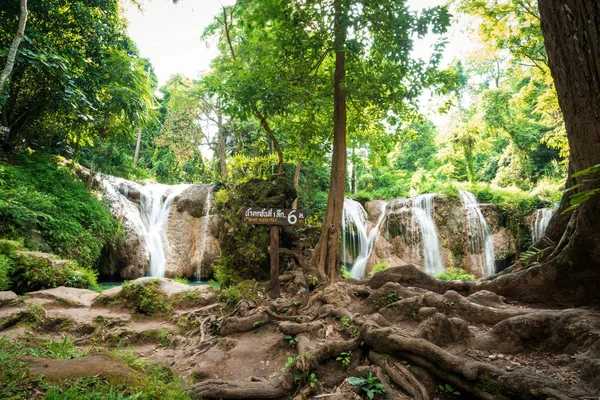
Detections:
269,225,280,298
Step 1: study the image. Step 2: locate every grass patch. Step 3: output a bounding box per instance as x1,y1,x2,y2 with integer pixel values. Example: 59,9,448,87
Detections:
435,268,475,281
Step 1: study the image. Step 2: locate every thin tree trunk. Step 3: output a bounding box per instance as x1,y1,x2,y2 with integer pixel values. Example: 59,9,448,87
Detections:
254,108,284,176
0,0,27,96
217,106,228,181
310,0,347,283
292,141,304,209
133,129,142,166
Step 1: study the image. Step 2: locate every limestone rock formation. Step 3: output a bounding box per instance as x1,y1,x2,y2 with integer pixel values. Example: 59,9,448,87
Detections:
371,196,516,278
97,176,220,280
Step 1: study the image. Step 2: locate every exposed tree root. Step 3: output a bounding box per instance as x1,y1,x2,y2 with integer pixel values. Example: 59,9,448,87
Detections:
192,375,293,399
368,351,429,400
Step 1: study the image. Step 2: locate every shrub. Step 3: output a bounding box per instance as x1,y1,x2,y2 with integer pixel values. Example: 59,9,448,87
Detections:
370,263,390,275
0,153,122,268
0,255,12,291
436,268,475,281
118,280,171,315
8,252,98,294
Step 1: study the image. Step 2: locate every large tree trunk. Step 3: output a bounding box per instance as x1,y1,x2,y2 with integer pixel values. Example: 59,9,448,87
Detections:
0,0,27,97
310,0,347,283
496,0,600,305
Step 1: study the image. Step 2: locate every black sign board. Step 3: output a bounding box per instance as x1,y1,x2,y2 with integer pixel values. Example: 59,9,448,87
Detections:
243,208,307,226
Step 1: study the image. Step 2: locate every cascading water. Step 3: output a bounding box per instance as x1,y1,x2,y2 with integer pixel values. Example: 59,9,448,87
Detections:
412,194,444,276
140,184,191,277
342,199,387,279
342,199,368,272
196,189,213,281
458,190,495,277
388,195,444,276
531,208,553,243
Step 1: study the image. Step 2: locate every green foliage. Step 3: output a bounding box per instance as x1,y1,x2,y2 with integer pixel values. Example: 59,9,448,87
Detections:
376,289,403,308
346,371,386,399
0,154,122,268
563,164,600,213
438,383,460,396
340,316,354,328
213,177,296,287
283,335,299,345
341,266,353,279
118,280,171,316
336,351,352,367
5,251,98,294
370,263,391,276
0,255,12,291
172,277,189,285
435,268,475,281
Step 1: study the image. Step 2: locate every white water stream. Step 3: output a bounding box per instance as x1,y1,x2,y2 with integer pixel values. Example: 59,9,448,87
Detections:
140,184,191,277
388,194,444,276
412,194,445,276
458,190,495,277
531,208,554,243
342,199,388,279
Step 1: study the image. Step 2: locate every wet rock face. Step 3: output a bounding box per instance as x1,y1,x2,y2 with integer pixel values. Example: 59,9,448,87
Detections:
371,196,516,278
98,176,220,280
166,198,221,279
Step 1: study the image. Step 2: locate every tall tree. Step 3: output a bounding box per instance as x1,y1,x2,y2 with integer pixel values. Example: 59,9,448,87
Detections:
0,0,27,97
489,0,600,304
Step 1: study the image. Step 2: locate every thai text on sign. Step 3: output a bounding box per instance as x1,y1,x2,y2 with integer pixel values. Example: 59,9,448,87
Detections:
243,208,307,226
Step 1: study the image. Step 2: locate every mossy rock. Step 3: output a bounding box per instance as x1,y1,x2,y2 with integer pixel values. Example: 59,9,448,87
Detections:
0,239,23,255
95,277,216,315
9,251,97,294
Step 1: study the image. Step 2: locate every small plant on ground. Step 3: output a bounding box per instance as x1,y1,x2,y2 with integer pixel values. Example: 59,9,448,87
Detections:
118,280,171,315
346,371,386,399
173,277,189,284
336,351,352,367
435,268,475,281
283,335,298,345
376,288,403,308
340,316,354,328
439,383,460,396
341,266,352,279
370,262,390,275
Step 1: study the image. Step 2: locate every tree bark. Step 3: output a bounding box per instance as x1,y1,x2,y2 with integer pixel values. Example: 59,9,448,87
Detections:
509,0,600,303
133,129,142,166
0,0,27,97
310,0,347,284
217,104,228,181
292,141,304,209
269,225,280,298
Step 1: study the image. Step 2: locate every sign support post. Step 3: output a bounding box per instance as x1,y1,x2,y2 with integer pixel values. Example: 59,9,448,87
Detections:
243,207,307,299
269,225,280,298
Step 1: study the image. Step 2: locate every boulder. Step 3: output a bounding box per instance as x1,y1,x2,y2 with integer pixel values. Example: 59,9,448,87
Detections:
23,351,140,385
0,291,18,307
27,286,99,307
371,195,516,278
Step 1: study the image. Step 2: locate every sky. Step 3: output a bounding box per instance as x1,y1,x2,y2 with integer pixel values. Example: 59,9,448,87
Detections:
125,0,477,87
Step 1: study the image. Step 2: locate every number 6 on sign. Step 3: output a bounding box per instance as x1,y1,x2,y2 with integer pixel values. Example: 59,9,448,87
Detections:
287,209,297,225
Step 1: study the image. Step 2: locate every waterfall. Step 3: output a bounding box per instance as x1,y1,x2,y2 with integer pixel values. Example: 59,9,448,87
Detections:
196,189,213,281
342,199,387,279
139,184,190,277
458,190,495,277
531,208,553,243
412,194,444,275
388,195,444,276
342,199,368,272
